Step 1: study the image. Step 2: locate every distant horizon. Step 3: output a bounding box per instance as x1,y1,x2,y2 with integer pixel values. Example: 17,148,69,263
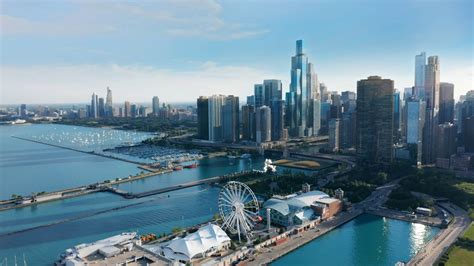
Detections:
1,0,472,104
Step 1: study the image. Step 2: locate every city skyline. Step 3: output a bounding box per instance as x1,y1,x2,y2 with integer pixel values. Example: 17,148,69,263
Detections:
1,0,472,104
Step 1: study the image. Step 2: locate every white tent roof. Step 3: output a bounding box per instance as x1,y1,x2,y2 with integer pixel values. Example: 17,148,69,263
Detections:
163,224,230,261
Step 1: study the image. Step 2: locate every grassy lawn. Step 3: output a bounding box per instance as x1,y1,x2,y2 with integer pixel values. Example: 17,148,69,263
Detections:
441,223,474,266
445,245,474,266
462,223,474,241
454,182,474,196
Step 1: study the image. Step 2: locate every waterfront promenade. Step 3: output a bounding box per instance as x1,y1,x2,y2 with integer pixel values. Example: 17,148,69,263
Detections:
250,209,364,265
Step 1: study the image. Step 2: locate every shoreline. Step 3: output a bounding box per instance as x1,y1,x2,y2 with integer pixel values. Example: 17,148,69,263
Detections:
250,210,446,266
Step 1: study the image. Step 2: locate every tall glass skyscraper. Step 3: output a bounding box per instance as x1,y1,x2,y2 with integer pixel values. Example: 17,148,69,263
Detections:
406,98,426,165
105,87,113,117
254,84,264,108
263,79,282,107
414,52,426,99
286,40,320,137
90,93,98,118
422,56,440,163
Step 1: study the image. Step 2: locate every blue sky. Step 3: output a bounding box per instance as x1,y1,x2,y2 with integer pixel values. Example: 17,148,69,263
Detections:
1,0,472,104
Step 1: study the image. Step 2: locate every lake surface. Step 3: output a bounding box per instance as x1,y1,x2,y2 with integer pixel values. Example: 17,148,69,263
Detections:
0,186,220,265
272,214,440,266
0,124,267,265
0,124,145,199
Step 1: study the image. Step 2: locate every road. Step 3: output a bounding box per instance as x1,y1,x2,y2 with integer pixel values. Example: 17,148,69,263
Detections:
407,202,471,266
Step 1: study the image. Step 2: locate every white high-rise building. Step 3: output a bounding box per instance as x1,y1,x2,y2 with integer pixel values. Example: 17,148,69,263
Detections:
208,95,225,141
328,118,340,151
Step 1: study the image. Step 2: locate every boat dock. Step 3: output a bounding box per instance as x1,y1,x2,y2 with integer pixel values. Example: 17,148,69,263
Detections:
11,136,143,165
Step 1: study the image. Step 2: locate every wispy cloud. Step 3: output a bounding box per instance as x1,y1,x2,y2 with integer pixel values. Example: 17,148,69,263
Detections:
0,0,268,40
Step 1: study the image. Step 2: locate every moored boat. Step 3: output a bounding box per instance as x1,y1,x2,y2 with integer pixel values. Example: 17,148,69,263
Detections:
183,162,198,169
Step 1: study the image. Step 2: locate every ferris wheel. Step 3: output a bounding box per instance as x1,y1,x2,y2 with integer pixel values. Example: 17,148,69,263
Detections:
218,181,259,242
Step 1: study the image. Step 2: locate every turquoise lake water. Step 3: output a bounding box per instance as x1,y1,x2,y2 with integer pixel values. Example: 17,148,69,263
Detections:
272,214,440,266
0,124,266,264
0,124,440,265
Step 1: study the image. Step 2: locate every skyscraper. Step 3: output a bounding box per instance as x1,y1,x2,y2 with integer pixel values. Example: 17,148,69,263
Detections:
436,123,457,159
393,91,401,142
222,96,239,143
263,79,282,106
208,95,225,141
460,92,474,152
246,95,255,106
254,84,264,108
124,101,131,117
90,93,98,119
422,56,440,164
406,98,426,165
105,87,113,117
439,82,454,124
98,97,105,117
341,93,357,150
320,102,331,135
19,104,27,117
131,104,138,118
241,104,256,141
356,76,394,164
256,106,271,143
271,99,284,141
152,96,160,116
414,52,426,99
286,40,320,137
197,96,209,140
320,83,328,103
328,118,341,151
464,117,474,153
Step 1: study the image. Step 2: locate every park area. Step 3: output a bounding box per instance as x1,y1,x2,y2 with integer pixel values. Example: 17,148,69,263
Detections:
441,223,474,266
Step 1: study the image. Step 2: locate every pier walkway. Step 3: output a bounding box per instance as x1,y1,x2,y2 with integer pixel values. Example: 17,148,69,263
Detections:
103,176,221,199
